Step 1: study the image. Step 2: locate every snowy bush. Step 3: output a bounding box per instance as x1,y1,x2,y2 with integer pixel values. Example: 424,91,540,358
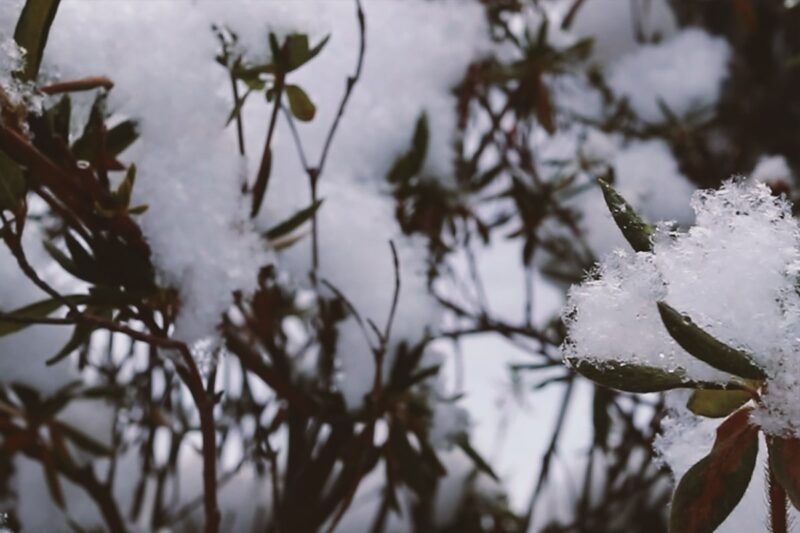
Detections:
565,176,800,531
2,1,800,532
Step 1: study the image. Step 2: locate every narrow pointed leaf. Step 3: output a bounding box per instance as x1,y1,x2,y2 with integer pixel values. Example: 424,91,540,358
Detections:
285,84,316,121
105,119,139,157
251,147,271,217
0,150,26,211
14,0,61,81
567,357,724,393
56,421,112,456
598,178,653,252
46,321,95,366
387,113,429,184
0,294,88,336
657,301,766,380
453,432,499,481
687,389,752,418
41,451,66,509
0,298,66,336
265,200,323,240
768,436,800,511
669,408,758,533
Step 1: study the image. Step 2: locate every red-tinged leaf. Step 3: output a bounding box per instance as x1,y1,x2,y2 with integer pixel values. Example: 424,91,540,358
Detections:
669,408,759,533
768,435,800,511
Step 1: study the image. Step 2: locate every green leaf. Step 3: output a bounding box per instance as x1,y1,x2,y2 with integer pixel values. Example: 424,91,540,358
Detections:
105,119,139,157
284,33,330,72
13,0,61,81
71,92,106,164
41,452,66,509
597,177,653,253
43,240,81,279
114,163,136,207
285,84,316,122
0,298,66,337
768,436,800,511
567,357,721,393
57,422,112,456
250,147,271,218
387,113,429,185
64,232,100,282
592,386,613,450
0,150,26,211
453,432,499,482
47,95,71,140
225,88,252,126
46,321,95,366
669,408,758,533
265,200,323,241
657,301,767,380
687,389,752,418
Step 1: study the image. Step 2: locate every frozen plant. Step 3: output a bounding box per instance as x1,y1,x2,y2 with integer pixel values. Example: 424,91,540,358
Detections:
563,176,800,532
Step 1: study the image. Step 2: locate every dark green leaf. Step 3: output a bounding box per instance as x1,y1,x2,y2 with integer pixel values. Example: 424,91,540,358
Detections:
768,436,800,511
41,452,66,509
405,365,441,389
105,119,139,157
0,298,68,337
0,150,26,211
71,92,106,164
670,408,758,533
387,113,429,185
687,389,752,418
14,0,61,81
10,383,41,410
48,95,71,140
285,84,316,122
57,422,112,456
225,88,252,126
43,240,81,280
597,177,653,252
285,33,330,72
250,147,271,218
567,357,721,393
64,232,100,282
592,386,613,450
453,432,499,481
657,301,767,380
46,321,95,366
265,200,323,241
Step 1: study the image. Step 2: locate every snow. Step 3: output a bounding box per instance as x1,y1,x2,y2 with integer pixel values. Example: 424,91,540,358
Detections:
22,1,490,400
565,179,800,437
567,0,678,65
752,154,793,184
607,28,732,122
538,133,695,258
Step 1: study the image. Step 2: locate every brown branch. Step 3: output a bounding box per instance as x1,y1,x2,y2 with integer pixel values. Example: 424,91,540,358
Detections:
38,76,114,95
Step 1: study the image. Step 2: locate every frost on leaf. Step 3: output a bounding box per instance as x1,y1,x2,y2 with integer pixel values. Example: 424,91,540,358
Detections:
564,179,800,438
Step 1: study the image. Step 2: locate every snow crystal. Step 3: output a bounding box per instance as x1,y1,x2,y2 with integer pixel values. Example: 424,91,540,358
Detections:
607,28,731,123
565,179,800,437
0,38,41,118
